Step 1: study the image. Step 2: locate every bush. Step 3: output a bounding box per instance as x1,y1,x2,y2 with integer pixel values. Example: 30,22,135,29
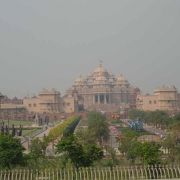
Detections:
0,134,24,168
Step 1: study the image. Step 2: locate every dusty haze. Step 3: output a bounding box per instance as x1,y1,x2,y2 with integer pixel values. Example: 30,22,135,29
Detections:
0,0,180,97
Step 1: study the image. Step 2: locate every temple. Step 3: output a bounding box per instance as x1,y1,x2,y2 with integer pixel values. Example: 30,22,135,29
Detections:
63,63,140,112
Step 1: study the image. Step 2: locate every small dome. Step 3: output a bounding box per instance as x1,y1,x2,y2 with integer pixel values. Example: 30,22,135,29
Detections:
116,74,129,86
74,75,86,86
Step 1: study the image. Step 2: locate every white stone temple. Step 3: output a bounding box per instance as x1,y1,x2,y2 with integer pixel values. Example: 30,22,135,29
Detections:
64,63,140,112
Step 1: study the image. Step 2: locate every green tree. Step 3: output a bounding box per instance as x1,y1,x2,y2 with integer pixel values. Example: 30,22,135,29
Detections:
88,111,109,145
76,128,96,145
29,137,48,160
129,110,170,129
126,141,142,163
140,142,161,165
119,138,161,165
56,135,103,168
106,146,119,166
118,128,139,156
163,134,177,162
163,123,180,163
0,134,24,168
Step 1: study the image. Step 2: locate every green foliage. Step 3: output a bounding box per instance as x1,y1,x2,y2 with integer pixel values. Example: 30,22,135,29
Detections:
129,110,180,164
162,129,180,163
119,137,161,165
25,156,72,170
29,137,48,160
121,127,151,138
63,117,80,137
140,142,161,165
106,146,119,166
126,141,142,163
129,110,171,128
0,134,24,168
87,111,109,144
76,128,96,145
118,127,150,157
56,135,103,168
47,116,80,143
119,132,135,155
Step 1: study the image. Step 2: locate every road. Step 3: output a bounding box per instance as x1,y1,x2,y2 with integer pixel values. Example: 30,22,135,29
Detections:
22,121,63,152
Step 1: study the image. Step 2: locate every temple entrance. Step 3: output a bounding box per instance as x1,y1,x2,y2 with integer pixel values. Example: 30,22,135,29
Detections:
94,94,110,104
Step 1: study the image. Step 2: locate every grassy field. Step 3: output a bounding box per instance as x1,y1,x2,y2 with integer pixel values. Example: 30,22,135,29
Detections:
0,120,42,137
22,128,42,137
0,120,33,126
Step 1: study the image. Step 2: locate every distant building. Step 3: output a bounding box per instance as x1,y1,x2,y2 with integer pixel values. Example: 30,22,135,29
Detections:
136,86,180,113
0,103,25,112
62,90,79,113
23,89,61,113
0,94,26,120
64,63,140,112
0,94,25,113
1,96,23,104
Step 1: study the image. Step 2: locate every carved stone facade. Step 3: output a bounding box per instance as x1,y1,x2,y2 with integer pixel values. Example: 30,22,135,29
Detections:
136,86,180,113
23,89,61,113
64,64,140,112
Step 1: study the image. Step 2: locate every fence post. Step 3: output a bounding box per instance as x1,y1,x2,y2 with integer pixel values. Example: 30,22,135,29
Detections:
85,167,89,180
158,165,163,179
177,165,180,178
166,165,171,179
127,166,131,179
170,164,175,178
144,166,148,179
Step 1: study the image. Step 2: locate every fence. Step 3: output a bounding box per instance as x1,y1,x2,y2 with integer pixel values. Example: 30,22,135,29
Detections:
0,166,180,180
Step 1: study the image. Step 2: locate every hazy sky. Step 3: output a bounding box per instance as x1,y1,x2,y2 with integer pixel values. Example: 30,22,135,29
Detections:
0,0,180,98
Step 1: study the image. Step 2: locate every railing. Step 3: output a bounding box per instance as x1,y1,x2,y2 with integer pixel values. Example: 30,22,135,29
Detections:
0,165,180,180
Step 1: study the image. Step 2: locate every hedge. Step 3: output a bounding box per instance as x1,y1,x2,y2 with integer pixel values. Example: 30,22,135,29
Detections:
46,116,80,143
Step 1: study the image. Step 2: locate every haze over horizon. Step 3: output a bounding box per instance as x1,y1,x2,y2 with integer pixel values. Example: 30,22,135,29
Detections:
0,0,180,98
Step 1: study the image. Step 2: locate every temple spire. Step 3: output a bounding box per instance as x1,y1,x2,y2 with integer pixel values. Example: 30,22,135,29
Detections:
99,59,103,67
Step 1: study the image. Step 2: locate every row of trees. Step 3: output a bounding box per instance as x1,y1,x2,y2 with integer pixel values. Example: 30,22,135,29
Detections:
0,113,109,169
3,110,179,169
55,112,110,168
129,109,180,129
46,116,80,143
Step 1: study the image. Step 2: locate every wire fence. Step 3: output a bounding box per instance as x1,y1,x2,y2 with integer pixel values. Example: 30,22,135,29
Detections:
0,165,180,180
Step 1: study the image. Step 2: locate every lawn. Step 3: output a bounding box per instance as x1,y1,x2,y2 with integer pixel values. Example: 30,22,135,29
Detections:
0,120,33,127
22,128,42,137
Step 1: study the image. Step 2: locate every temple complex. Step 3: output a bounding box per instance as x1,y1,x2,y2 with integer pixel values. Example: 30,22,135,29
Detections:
1,64,180,115
63,63,140,112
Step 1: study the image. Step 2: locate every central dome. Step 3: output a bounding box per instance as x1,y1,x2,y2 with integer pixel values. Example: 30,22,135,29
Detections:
94,63,107,73
92,63,110,78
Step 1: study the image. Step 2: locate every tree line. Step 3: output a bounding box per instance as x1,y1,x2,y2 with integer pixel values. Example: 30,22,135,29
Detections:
0,112,110,169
